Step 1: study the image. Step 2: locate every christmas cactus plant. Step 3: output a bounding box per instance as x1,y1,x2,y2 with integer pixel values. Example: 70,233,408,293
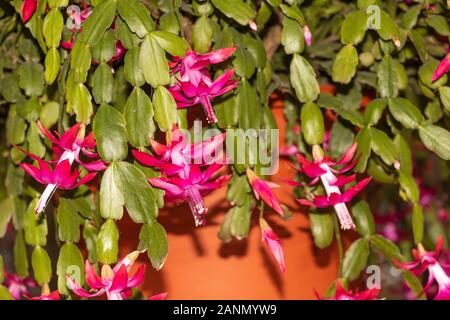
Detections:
0,0,448,301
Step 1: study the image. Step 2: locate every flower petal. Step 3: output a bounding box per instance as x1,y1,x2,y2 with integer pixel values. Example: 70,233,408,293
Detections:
296,154,326,178
336,143,358,165
85,260,103,289
109,265,129,293
127,264,146,288
67,276,105,298
36,121,59,144
201,47,236,64
18,163,44,184
148,292,167,300
341,177,372,202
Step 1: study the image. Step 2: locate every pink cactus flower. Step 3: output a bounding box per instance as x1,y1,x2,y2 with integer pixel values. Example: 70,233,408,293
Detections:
3,271,36,300
260,218,285,273
132,125,226,177
25,290,61,300
169,69,238,123
15,147,97,214
149,164,230,226
148,292,168,300
295,144,372,230
317,281,380,300
395,237,450,300
169,47,236,86
169,48,238,124
20,0,37,23
109,41,126,64
303,25,312,46
133,126,229,226
66,3,91,31
15,122,104,214
246,168,284,216
432,50,450,82
36,121,106,172
67,251,154,300
280,144,299,157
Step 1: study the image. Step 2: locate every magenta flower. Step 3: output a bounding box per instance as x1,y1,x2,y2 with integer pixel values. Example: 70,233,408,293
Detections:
169,69,238,123
432,50,450,82
147,292,168,300
260,218,285,273
246,168,284,216
67,251,152,300
37,121,106,172
109,41,126,64
3,271,36,300
21,0,37,23
169,48,236,86
67,2,91,31
280,144,299,157
16,147,97,214
317,281,380,300
25,290,61,300
303,25,312,46
16,122,104,214
61,3,91,49
395,237,450,300
133,126,229,226
132,125,226,177
149,164,230,226
169,47,238,123
295,144,372,230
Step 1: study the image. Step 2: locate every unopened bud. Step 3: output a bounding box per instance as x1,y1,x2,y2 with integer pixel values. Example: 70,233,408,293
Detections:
259,217,269,230
101,264,114,281
393,38,401,48
41,283,50,296
312,145,324,162
76,123,86,140
126,250,140,263
417,243,426,256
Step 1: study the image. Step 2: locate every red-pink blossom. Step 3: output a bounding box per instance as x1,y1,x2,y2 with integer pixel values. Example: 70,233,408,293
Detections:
169,48,238,123
3,271,36,300
295,144,372,230
260,218,285,273
151,164,229,226
67,251,158,300
395,237,450,300
16,149,97,214
246,168,283,216
36,121,106,172
20,0,37,23
169,48,236,86
303,25,312,46
317,281,380,300
16,123,104,214
133,127,229,226
432,51,450,82
147,292,168,300
169,69,238,123
25,290,61,300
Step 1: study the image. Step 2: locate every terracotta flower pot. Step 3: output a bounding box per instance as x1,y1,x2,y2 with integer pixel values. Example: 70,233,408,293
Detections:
118,105,339,300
